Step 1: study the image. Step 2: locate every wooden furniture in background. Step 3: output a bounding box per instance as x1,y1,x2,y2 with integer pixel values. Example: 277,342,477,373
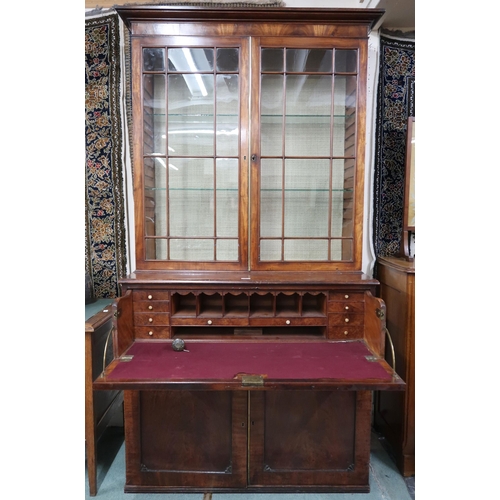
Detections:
374,256,415,476
400,116,415,260
85,300,123,496
93,6,405,494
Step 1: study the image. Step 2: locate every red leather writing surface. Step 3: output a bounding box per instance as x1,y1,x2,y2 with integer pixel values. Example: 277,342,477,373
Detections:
106,341,392,382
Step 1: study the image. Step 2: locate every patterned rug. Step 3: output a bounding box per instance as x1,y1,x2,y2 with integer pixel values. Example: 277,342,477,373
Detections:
372,34,415,260
85,13,127,299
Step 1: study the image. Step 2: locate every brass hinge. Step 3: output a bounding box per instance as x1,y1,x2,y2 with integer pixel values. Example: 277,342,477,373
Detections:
241,374,264,386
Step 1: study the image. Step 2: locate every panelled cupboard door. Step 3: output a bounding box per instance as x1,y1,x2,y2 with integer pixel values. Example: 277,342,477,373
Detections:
123,390,248,491
132,33,368,272
248,390,371,491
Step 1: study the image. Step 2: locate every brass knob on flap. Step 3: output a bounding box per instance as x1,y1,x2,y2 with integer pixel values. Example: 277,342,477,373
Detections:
172,338,185,351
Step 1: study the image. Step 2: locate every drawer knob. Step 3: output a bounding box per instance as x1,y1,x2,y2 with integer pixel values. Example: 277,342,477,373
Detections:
148,331,153,336
149,318,153,323
345,306,349,310
148,305,153,310
345,318,349,323
148,294,153,300
207,320,213,325
345,294,349,299
286,320,291,325
344,330,349,336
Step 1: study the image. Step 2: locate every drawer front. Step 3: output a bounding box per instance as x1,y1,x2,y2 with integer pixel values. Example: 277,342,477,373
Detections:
134,290,170,301
329,313,364,327
171,317,248,327
134,301,170,313
134,312,170,326
249,317,327,327
135,326,171,339
328,300,364,313
329,292,364,302
328,325,364,340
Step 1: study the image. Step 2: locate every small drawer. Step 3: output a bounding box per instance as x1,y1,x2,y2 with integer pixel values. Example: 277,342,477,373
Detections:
328,301,365,313
135,326,170,339
134,312,170,326
327,325,363,340
329,292,364,302
329,313,364,327
134,301,170,313
134,291,170,301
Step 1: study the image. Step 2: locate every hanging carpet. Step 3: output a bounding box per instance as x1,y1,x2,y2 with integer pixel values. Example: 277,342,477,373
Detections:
372,33,415,259
85,13,127,299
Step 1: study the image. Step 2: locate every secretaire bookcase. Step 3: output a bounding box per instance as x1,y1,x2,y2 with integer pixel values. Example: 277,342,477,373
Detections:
94,6,405,494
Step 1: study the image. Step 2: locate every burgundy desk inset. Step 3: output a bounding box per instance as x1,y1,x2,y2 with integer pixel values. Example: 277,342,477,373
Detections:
103,340,397,389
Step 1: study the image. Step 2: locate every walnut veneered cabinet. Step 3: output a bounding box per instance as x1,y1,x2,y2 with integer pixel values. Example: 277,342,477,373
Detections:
94,6,405,494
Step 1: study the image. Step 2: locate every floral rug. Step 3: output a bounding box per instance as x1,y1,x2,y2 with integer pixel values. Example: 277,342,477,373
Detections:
372,34,415,259
85,13,127,299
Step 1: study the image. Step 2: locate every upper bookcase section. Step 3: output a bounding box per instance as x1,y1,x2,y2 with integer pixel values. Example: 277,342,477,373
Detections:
117,7,384,273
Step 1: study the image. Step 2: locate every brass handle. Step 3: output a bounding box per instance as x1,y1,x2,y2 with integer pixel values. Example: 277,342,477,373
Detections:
385,327,396,373
101,325,115,378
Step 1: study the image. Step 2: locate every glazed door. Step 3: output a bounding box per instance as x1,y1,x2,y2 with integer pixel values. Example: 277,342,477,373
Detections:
250,37,367,271
134,36,249,270
248,390,372,491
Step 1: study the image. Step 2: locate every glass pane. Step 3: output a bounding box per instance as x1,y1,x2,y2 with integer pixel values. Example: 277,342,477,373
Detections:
168,74,214,156
285,75,331,157
331,159,345,237
216,159,238,237
284,240,328,261
170,239,214,261
261,75,283,156
168,48,214,72
334,50,357,73
260,159,282,238
145,238,167,260
284,159,329,238
331,239,352,261
261,48,284,72
143,74,166,155
216,74,239,156
144,158,167,237
333,75,357,157
216,239,238,261
169,158,214,237
143,48,165,71
216,48,239,72
286,49,332,72
260,239,282,261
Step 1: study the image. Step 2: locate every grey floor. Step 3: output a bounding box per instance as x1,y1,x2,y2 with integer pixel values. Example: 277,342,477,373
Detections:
85,427,415,500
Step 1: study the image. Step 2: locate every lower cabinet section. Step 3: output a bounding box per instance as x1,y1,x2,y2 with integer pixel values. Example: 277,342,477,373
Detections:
123,389,372,493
